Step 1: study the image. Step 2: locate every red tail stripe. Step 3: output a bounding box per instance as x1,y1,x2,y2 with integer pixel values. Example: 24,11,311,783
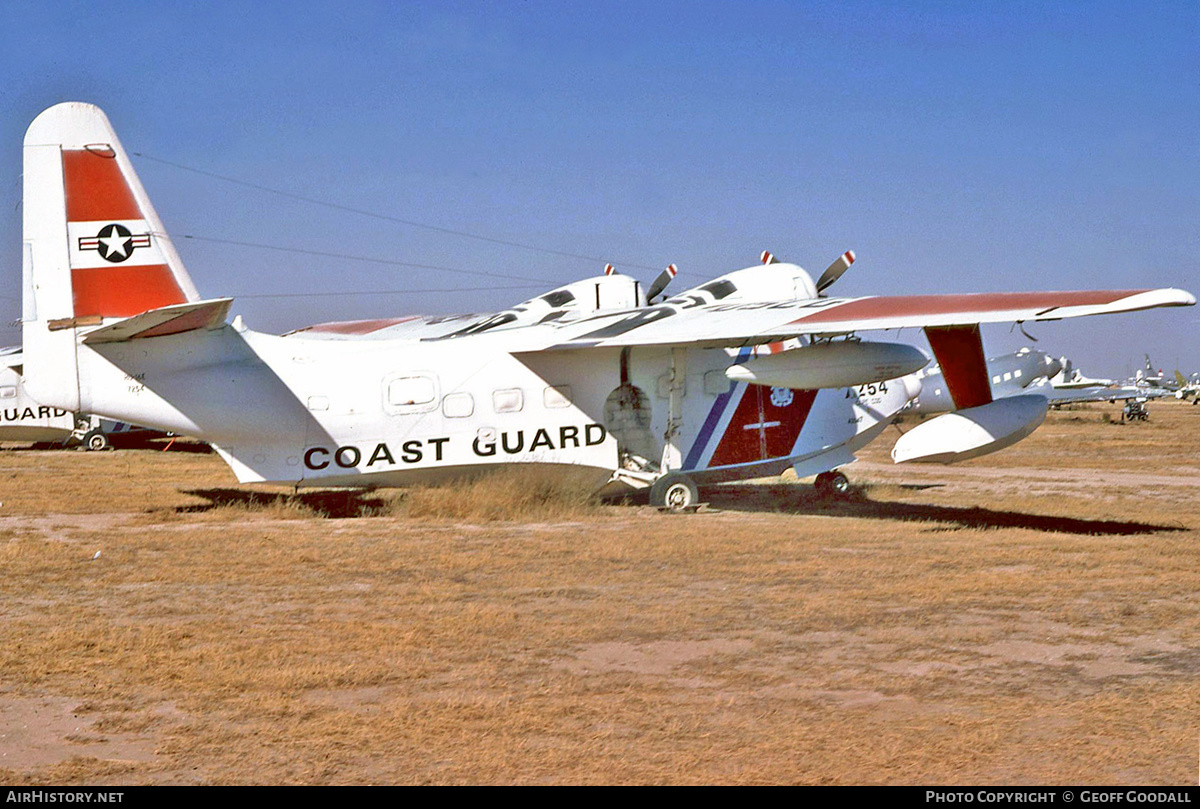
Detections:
63,149,142,222
71,266,186,318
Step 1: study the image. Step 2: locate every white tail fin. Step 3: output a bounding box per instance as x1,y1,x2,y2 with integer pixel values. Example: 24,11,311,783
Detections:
22,102,201,408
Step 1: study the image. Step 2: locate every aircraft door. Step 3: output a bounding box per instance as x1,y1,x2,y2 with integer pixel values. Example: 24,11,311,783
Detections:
604,382,657,470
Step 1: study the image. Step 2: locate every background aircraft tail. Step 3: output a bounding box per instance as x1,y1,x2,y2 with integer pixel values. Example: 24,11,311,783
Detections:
22,102,201,408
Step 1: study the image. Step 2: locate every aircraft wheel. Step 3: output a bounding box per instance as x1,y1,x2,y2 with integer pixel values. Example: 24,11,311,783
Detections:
650,474,699,511
815,471,850,498
82,429,110,452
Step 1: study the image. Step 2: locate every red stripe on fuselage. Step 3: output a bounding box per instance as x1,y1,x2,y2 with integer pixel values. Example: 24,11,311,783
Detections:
62,149,141,222
708,385,817,467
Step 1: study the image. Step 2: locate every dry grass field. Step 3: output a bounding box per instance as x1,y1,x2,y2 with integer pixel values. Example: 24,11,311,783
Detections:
0,400,1197,785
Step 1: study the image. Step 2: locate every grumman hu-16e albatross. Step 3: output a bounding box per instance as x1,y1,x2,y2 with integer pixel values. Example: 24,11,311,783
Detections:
19,104,1196,508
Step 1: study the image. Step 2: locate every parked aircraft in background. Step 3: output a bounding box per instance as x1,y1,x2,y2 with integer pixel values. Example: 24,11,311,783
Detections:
905,347,1061,414
1038,354,1171,406
1132,354,1177,393
1175,371,1200,404
903,347,1151,415
1,346,167,449
1048,356,1115,390
16,104,1196,507
1030,379,1157,408
0,346,75,443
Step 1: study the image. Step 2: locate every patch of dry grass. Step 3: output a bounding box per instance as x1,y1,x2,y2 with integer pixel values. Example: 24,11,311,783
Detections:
397,466,606,522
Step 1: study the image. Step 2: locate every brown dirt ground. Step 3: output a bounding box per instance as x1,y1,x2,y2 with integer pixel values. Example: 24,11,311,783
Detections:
0,400,1197,785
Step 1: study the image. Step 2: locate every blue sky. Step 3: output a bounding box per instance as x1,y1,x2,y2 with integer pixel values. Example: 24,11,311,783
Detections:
0,0,1195,377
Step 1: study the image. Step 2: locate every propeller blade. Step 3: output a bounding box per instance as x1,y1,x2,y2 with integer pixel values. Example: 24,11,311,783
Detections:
815,250,856,294
645,264,678,302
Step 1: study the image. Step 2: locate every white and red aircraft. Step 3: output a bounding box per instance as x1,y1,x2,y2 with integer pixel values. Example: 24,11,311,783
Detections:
18,103,1196,507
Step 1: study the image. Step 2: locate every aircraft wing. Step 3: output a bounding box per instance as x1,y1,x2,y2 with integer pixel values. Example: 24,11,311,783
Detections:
543,288,1195,350
1030,383,1153,405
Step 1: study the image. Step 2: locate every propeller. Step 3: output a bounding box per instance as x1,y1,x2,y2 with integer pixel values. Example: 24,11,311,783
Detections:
645,263,678,302
815,250,855,294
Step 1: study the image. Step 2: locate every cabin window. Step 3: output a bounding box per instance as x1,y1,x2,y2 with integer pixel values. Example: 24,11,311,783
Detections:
443,392,474,418
540,290,575,307
389,376,436,406
493,388,524,413
383,373,440,415
699,280,736,300
704,370,732,396
656,373,686,399
0,386,16,400
543,385,572,408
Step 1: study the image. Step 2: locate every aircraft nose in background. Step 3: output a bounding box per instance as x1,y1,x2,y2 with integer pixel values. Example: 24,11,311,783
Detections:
1043,354,1063,378
901,373,923,402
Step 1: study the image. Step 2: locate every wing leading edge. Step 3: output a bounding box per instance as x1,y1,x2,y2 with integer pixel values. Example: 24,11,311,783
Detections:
543,287,1194,351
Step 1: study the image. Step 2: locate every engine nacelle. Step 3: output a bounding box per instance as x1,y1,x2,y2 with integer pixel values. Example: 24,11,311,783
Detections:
891,393,1048,464
725,341,928,390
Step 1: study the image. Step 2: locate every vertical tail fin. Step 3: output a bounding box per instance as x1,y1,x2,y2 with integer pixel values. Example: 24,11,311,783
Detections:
22,102,200,408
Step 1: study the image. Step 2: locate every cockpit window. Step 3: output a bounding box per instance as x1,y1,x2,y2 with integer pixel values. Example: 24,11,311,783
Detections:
541,290,576,308
699,280,736,300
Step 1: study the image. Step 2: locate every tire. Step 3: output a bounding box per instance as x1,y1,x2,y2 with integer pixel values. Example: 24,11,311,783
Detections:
82,429,110,451
815,471,850,498
649,474,699,511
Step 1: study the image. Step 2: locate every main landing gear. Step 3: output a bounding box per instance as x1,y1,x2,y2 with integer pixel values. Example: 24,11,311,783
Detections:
649,473,700,512
814,470,850,498
81,429,110,452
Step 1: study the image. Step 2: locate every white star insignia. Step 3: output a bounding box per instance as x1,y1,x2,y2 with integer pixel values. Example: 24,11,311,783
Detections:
98,225,129,259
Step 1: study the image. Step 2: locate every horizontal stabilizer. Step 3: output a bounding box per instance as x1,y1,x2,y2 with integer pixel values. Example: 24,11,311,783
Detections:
80,298,233,344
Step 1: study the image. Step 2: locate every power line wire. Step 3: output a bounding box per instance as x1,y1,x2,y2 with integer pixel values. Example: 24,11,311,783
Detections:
176,233,562,285
236,284,543,300
134,151,664,272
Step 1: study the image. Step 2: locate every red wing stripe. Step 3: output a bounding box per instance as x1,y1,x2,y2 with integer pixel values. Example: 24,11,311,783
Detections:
300,317,422,335
789,291,1147,326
